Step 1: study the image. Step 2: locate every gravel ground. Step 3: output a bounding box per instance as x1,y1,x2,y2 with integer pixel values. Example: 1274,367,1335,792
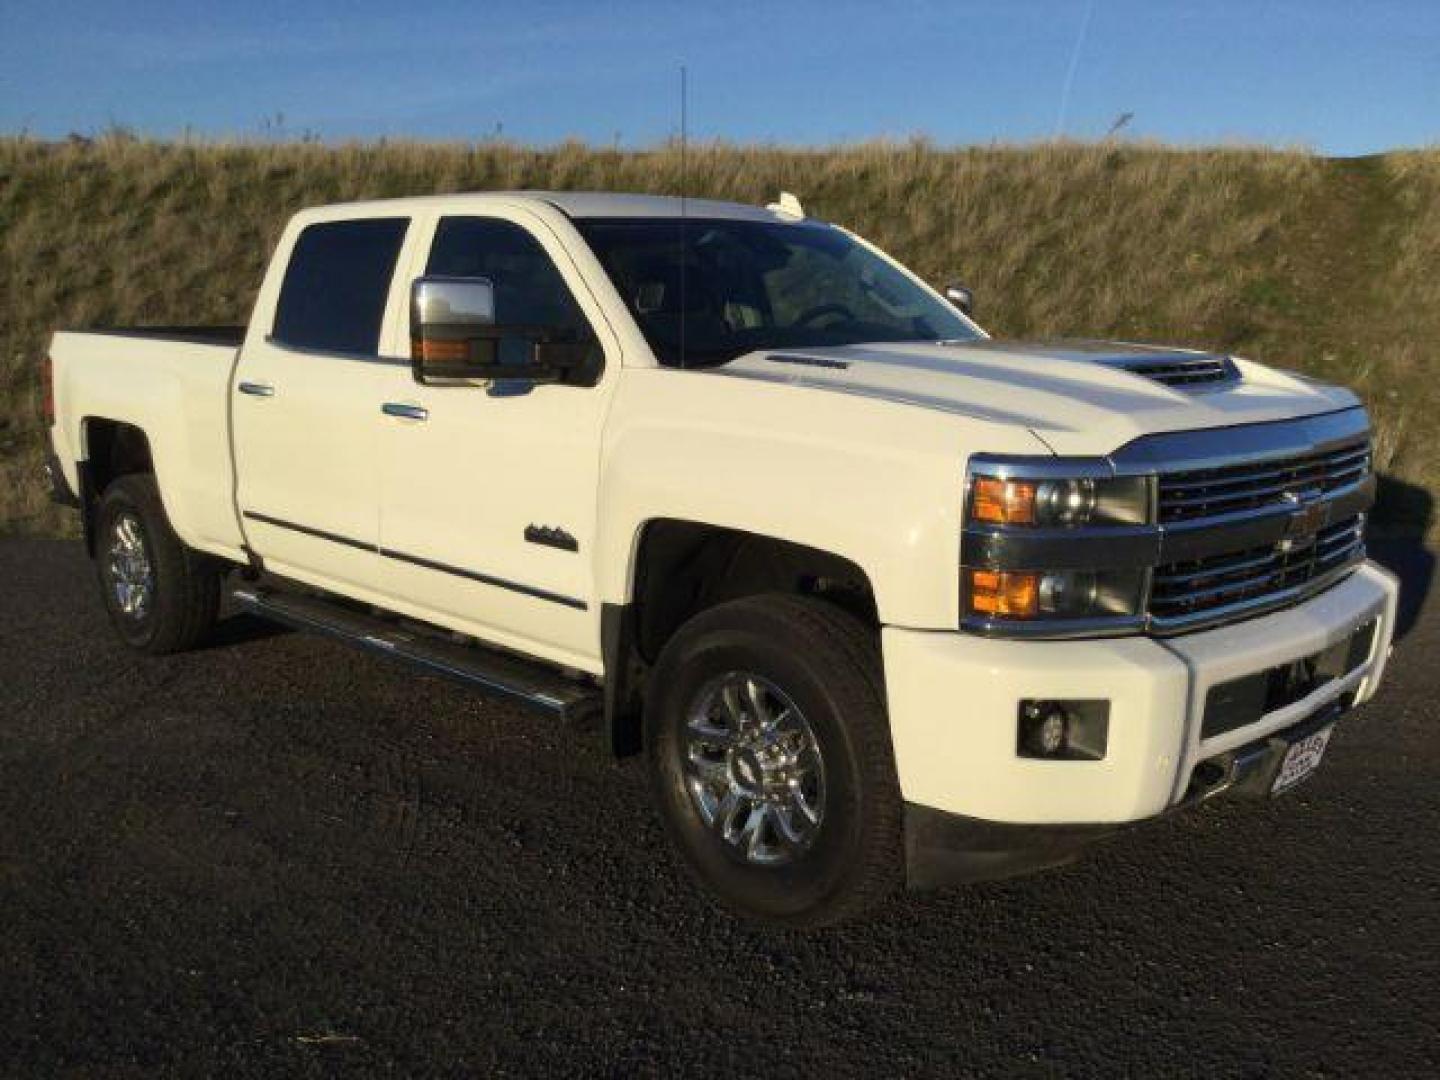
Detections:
1,538,1436,1078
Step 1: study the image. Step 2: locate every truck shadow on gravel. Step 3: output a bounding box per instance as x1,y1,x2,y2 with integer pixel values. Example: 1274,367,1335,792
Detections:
1370,474,1435,640
193,610,293,651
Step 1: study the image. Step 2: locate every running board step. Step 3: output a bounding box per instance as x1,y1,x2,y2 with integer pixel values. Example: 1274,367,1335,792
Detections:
231,586,600,721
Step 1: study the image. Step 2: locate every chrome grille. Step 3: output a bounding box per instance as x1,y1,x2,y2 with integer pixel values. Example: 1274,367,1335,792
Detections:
1126,356,1237,388
1158,438,1370,523
1149,515,1365,624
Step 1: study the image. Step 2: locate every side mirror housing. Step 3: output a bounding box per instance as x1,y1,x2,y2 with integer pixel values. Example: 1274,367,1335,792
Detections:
944,283,975,316
411,276,500,384
410,276,600,387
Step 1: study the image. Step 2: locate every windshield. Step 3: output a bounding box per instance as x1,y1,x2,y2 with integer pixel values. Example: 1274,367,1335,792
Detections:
574,217,979,367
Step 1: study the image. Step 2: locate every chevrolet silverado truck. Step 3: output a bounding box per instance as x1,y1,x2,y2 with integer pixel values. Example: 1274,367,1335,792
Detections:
44,191,1398,927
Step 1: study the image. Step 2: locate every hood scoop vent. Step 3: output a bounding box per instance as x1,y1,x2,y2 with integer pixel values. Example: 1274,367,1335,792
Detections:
767,352,850,371
1114,355,1240,390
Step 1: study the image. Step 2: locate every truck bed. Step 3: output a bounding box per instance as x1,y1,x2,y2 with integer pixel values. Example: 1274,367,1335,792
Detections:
49,327,248,562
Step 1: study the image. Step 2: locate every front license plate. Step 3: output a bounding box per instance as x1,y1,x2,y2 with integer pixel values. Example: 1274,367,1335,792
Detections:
1271,725,1334,795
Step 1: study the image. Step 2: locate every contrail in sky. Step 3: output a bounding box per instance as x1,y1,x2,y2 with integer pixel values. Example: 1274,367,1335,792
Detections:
1055,0,1097,137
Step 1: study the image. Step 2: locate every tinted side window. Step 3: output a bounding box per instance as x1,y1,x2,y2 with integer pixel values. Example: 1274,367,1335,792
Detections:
273,218,408,355
426,218,590,335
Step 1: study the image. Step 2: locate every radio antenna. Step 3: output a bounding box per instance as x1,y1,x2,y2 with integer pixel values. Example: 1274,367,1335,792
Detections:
678,63,688,370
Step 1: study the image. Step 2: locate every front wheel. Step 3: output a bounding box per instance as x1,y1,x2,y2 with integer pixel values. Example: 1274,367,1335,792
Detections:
646,595,903,928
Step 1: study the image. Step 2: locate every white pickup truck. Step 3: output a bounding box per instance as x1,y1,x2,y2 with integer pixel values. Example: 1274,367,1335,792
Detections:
45,191,1398,927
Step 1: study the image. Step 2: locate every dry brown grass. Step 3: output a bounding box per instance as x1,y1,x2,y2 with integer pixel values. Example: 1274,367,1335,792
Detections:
2,134,1436,535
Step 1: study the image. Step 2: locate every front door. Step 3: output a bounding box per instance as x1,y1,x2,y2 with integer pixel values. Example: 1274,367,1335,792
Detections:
378,210,619,670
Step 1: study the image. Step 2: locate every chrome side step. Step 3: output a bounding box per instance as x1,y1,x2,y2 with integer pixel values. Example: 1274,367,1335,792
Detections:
231,587,601,721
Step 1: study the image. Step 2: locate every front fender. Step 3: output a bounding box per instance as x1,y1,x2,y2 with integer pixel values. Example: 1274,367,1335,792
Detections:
593,368,1051,629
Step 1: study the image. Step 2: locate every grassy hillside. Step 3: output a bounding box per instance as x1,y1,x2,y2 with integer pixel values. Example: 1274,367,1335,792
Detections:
2,135,1436,536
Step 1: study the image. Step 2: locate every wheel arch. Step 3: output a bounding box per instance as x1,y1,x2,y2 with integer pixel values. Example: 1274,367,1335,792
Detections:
602,517,879,757
78,417,156,555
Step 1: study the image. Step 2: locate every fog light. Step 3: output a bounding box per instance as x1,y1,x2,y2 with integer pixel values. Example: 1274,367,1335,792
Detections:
1018,699,1110,760
1022,701,1069,756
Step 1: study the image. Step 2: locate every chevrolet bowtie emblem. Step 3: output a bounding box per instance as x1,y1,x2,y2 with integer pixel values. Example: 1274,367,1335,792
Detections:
1278,489,1329,551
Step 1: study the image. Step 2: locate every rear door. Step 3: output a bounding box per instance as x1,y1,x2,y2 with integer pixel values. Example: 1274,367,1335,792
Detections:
232,214,411,596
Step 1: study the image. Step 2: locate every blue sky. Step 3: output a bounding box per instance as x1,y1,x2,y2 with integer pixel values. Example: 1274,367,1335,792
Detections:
1,0,1436,154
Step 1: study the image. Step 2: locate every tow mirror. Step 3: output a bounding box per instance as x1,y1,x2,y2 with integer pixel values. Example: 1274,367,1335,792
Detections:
944,283,975,316
409,276,600,387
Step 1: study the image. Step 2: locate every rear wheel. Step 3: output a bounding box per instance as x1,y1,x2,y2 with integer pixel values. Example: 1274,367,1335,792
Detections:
95,475,222,654
646,594,903,928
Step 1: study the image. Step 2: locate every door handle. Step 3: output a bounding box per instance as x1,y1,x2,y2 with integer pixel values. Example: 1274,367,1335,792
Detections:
238,381,275,398
382,402,429,422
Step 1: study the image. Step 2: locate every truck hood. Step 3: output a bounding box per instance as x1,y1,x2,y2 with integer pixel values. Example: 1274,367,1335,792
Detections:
710,339,1360,456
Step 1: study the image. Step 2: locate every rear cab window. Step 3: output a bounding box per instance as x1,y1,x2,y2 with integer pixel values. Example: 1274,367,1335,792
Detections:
272,218,409,356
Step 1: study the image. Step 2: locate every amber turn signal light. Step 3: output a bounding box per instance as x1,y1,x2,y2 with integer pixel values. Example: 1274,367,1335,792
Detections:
967,568,1040,618
971,477,1037,525
415,337,470,363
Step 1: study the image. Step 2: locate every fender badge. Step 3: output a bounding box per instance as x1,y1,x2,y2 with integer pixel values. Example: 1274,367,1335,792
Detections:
525,524,579,552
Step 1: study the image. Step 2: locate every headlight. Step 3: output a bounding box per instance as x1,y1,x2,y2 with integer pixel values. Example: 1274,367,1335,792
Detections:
962,458,1156,632
964,567,1148,621
969,475,1149,527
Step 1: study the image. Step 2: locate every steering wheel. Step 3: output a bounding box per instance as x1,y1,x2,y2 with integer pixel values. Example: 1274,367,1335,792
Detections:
793,302,856,327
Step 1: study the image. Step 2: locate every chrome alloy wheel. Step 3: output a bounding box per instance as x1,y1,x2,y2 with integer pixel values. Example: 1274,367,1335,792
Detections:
106,512,155,620
682,672,827,866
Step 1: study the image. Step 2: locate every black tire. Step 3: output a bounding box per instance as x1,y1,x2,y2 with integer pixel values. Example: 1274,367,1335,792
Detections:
646,594,904,929
94,474,222,655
